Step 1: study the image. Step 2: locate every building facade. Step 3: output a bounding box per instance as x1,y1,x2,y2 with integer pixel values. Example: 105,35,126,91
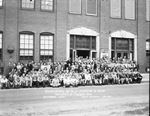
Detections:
0,0,149,74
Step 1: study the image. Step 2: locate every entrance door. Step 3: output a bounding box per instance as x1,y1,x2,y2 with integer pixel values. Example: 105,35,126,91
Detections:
116,52,129,59
77,50,90,58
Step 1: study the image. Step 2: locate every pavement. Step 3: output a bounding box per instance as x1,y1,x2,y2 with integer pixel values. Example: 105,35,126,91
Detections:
0,82,149,116
141,73,149,82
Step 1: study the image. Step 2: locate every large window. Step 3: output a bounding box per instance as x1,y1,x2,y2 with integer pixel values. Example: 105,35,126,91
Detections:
86,0,97,16
70,35,96,50
0,0,3,7
111,38,134,60
40,33,53,61
69,0,81,14
41,0,54,11
146,0,150,21
110,0,121,18
125,0,135,20
21,0,35,9
20,32,34,61
146,39,150,56
0,32,2,60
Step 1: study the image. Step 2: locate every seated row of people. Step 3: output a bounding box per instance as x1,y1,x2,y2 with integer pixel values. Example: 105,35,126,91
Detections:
0,68,143,89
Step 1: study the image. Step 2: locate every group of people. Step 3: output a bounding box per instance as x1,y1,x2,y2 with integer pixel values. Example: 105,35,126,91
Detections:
0,56,143,89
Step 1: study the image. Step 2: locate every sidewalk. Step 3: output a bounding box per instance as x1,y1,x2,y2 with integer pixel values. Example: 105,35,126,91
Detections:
141,73,149,82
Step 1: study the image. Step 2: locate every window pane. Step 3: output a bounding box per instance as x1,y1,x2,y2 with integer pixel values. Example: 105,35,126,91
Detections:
86,0,97,15
69,0,81,14
49,51,53,55
146,0,150,21
21,0,35,9
0,34,2,44
125,0,135,19
20,43,24,49
130,39,134,50
0,0,2,7
0,33,2,60
49,45,53,49
40,34,54,61
116,39,129,50
19,33,34,60
146,41,150,50
92,37,96,50
20,50,25,56
110,0,121,18
70,35,74,48
41,0,53,11
76,36,90,49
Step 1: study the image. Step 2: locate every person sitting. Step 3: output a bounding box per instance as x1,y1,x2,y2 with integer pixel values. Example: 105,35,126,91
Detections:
1,76,8,89
7,72,14,89
20,73,26,88
134,69,143,83
103,70,109,85
14,72,21,88
50,75,60,87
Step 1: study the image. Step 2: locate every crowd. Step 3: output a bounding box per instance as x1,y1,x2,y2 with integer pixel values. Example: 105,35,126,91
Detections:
0,56,143,89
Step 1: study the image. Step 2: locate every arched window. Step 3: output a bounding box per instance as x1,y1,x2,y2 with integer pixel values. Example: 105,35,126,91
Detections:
40,32,54,61
19,31,34,61
146,39,150,56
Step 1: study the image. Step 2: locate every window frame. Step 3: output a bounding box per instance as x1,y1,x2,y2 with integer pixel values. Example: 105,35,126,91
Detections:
0,31,3,61
69,0,82,15
21,0,35,10
124,0,136,20
39,32,54,62
110,0,122,19
86,0,98,16
40,0,54,12
19,31,35,61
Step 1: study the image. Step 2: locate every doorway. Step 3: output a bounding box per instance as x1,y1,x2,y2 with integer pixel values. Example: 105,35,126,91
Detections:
77,50,90,58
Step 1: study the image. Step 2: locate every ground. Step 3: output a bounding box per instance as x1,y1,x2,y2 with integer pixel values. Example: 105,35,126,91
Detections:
0,78,149,116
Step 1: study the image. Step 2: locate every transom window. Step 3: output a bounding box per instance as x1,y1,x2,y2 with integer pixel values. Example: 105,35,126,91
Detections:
110,0,121,18
0,32,2,60
86,0,97,16
40,33,53,61
125,0,135,20
70,35,96,50
0,0,3,7
19,32,34,61
41,0,54,11
69,0,81,14
21,0,35,9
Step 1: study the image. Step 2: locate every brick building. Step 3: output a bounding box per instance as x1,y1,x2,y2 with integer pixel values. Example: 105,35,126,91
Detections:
0,0,149,74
